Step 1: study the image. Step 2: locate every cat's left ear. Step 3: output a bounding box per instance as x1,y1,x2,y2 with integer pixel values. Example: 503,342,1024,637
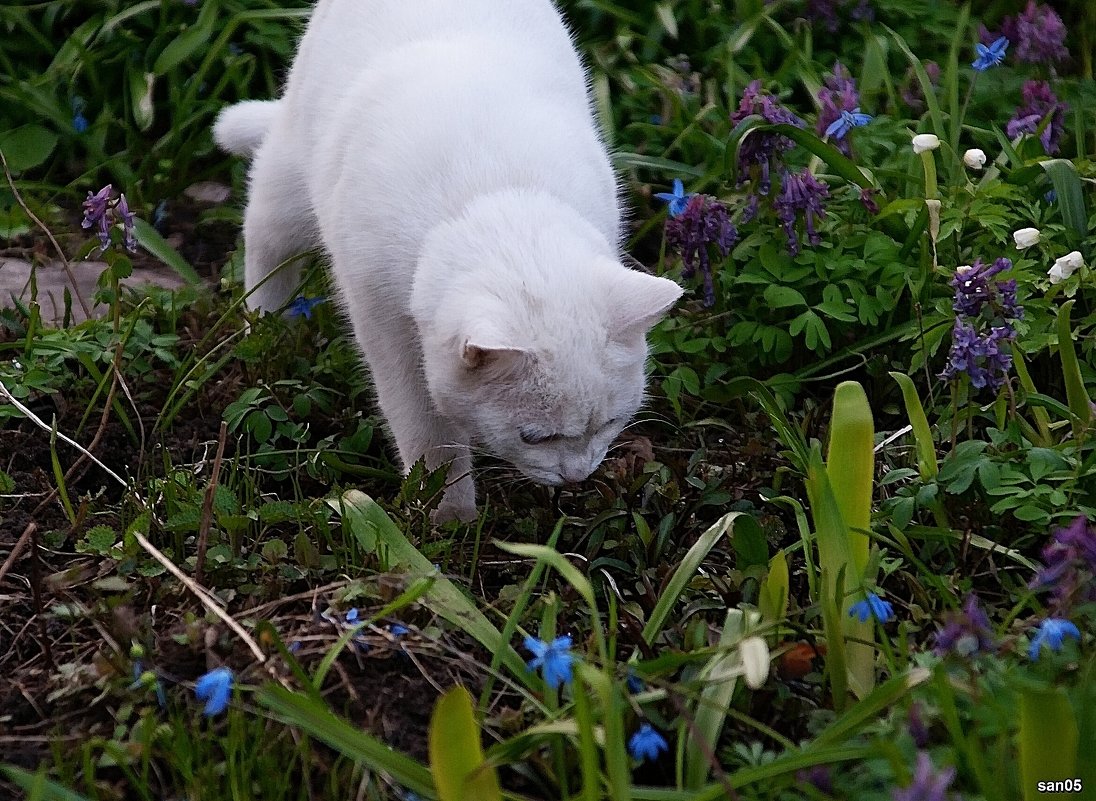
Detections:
605,265,684,338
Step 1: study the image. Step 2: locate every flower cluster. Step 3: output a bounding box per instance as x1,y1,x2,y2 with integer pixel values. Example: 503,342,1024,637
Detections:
940,258,1023,393
801,0,873,32
730,80,804,194
817,62,870,155
932,595,996,658
892,751,956,801
81,184,137,253
773,169,829,257
1007,80,1068,155
664,194,738,306
983,2,1068,66
1030,516,1096,614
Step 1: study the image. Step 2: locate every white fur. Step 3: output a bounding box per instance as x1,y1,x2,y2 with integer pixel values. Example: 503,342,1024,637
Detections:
215,0,683,522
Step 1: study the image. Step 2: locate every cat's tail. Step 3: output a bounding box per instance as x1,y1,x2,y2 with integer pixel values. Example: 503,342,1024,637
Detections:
213,100,282,158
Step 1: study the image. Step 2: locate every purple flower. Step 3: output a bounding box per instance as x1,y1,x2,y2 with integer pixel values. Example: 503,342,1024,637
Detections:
1007,80,1068,155
1030,516,1096,613
628,723,669,762
941,258,1022,393
796,765,833,794
817,63,868,154
949,258,1013,318
654,178,695,217
859,187,880,215
82,185,112,231
287,296,326,319
730,80,804,194
773,168,828,256
933,595,996,657
116,194,137,252
994,3,1069,65
803,0,842,32
892,751,956,801
972,36,1009,71
848,592,895,623
908,702,930,748
524,635,575,689
1027,618,1081,660
194,667,234,716
941,320,1014,392
665,194,738,306
901,61,941,111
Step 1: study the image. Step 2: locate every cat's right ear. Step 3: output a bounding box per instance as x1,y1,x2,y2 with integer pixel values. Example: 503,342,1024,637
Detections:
606,267,684,339
460,337,529,374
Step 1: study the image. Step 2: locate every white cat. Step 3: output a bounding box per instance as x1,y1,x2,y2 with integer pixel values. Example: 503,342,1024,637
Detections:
214,0,683,522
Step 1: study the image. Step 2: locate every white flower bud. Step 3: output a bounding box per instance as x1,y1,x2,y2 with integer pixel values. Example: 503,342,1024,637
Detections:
912,133,940,154
1048,251,1083,284
739,636,770,690
1013,227,1041,249
963,148,987,170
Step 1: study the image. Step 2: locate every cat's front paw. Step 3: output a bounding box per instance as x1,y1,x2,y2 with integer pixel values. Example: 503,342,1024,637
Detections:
430,498,478,525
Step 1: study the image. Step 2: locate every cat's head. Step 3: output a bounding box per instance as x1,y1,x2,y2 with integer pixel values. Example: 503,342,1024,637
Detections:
412,197,682,486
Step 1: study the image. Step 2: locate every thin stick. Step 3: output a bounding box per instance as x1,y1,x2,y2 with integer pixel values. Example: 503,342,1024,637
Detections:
195,421,228,585
0,148,92,318
0,522,36,588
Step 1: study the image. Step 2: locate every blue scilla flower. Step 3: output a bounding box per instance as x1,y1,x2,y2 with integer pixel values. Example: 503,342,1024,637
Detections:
848,592,895,623
523,635,574,689
628,723,669,763
972,36,1009,71
626,670,646,694
1027,618,1081,660
345,607,360,624
73,113,89,133
389,623,410,637
194,667,234,716
823,107,872,140
654,179,695,217
288,295,325,319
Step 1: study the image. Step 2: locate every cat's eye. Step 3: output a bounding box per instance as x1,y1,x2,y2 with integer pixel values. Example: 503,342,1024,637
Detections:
520,428,561,445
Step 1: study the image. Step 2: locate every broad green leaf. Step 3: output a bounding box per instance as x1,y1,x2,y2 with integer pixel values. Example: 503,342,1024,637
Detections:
0,125,58,172
0,766,95,801
889,372,939,480
759,550,789,625
1020,687,1078,800
1057,300,1092,440
429,687,501,801
154,4,219,74
1041,159,1088,241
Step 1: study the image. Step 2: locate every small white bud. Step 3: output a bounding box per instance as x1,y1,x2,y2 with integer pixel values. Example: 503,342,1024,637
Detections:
912,133,940,154
739,636,770,690
1013,227,1041,250
963,148,987,170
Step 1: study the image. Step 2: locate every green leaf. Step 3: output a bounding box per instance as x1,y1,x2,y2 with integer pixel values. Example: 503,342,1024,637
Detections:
1056,300,1092,440
257,685,436,798
759,550,789,626
763,285,807,309
886,26,946,142
889,372,939,481
0,766,95,801
497,543,596,611
1020,687,1078,800
429,687,502,801
763,124,877,188
642,512,758,645
1041,159,1089,242
0,125,58,172
153,6,219,74
131,218,202,284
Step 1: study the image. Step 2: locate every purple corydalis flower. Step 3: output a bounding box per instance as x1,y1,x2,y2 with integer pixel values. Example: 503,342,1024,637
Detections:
941,321,1015,392
773,169,828,256
859,187,880,215
949,258,1014,318
1007,80,1068,155
987,3,1068,65
817,63,868,155
730,80,804,194
1028,618,1081,660
901,61,941,111
972,36,1009,71
933,595,996,657
942,258,1022,392
81,184,137,253
665,194,737,306
908,702,930,748
1030,516,1096,613
796,765,833,793
892,751,956,801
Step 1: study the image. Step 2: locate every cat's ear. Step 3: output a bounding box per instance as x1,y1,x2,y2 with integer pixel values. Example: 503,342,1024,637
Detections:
460,333,529,373
606,267,684,338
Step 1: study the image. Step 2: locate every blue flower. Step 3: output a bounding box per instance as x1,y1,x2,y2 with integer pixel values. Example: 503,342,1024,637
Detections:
628,723,669,763
194,667,234,716
287,295,325,319
626,670,646,694
345,607,360,624
848,592,895,623
823,107,872,139
972,36,1009,71
73,114,89,133
1027,618,1081,660
523,635,574,689
654,179,695,217
389,623,410,637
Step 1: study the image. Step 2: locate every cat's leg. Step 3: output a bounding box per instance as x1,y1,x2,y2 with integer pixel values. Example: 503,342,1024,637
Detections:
350,304,477,523
241,138,319,313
